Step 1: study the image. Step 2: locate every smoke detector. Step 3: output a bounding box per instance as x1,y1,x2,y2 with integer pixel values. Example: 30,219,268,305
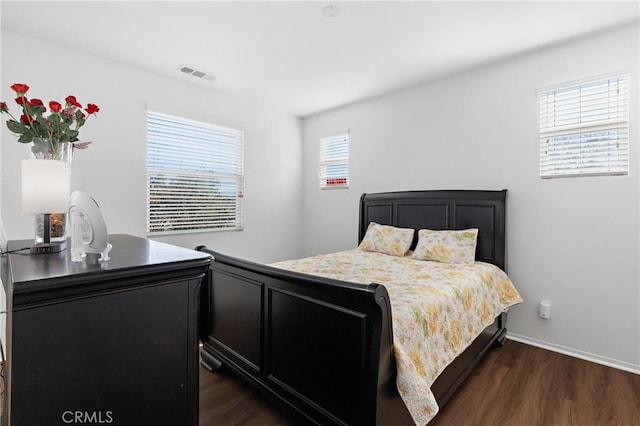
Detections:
177,65,215,81
322,5,340,18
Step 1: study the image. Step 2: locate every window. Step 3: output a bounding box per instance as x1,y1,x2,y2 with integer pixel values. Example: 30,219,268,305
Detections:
319,131,349,189
538,74,629,178
146,110,244,234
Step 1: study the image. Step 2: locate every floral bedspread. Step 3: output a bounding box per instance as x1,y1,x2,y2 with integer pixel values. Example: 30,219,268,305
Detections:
271,249,522,425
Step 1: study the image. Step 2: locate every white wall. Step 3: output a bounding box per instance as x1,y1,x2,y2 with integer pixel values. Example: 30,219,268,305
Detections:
1,30,303,263
302,24,640,372
0,9,4,357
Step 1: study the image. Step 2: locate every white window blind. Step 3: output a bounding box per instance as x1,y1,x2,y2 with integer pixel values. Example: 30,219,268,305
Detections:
538,74,629,178
146,111,244,234
319,132,349,189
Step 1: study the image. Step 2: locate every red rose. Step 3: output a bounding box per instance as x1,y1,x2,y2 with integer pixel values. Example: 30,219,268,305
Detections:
65,95,82,108
15,97,28,106
10,83,29,94
85,103,100,114
29,98,44,107
49,101,62,112
20,114,32,124
0,102,7,112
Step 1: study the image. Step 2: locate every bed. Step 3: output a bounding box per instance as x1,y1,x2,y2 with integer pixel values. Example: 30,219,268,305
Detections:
197,189,521,425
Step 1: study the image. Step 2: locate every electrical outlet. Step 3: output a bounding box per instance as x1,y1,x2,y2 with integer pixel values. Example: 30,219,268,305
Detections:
539,299,551,319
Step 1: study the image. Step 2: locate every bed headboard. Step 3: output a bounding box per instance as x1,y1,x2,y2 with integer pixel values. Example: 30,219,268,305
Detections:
359,190,507,270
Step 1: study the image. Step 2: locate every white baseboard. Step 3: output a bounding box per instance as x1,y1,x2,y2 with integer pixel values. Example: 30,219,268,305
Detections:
507,332,640,375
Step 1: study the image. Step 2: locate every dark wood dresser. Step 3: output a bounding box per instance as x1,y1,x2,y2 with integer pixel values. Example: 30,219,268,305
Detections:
0,234,211,426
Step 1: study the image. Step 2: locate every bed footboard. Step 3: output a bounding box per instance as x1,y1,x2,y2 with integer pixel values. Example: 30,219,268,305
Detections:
197,248,413,425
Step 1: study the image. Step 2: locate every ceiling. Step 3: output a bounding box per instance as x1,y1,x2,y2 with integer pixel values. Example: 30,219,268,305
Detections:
2,1,638,118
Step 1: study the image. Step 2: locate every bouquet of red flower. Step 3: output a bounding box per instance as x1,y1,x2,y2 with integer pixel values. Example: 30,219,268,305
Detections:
1,83,99,155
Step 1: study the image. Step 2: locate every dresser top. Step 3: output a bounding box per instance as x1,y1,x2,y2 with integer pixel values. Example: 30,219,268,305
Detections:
3,234,211,304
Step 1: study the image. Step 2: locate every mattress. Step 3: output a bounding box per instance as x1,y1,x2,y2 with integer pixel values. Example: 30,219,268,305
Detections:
271,249,522,424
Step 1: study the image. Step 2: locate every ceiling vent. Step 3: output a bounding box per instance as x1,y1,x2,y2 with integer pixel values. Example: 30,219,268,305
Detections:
178,65,215,81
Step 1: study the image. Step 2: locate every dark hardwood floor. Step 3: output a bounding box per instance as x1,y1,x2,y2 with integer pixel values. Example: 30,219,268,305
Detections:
199,361,297,426
199,340,640,425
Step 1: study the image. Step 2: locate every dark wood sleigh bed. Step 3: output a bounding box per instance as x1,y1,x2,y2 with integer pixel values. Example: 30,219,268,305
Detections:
197,189,509,425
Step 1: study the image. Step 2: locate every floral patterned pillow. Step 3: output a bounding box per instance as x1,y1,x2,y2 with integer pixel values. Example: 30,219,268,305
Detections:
358,222,414,257
412,228,478,264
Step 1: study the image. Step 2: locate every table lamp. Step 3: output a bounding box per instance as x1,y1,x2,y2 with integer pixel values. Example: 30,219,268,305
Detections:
21,159,71,254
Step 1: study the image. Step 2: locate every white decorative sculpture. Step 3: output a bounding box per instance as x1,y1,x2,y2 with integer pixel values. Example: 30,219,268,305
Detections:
68,191,112,262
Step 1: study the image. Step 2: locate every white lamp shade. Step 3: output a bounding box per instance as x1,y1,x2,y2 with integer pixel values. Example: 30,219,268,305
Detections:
22,159,71,214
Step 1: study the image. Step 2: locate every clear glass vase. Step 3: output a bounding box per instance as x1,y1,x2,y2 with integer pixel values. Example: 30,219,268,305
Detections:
30,139,73,243
30,137,74,162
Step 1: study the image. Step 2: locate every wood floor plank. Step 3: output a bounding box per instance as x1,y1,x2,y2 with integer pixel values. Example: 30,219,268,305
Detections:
199,365,297,425
199,341,640,425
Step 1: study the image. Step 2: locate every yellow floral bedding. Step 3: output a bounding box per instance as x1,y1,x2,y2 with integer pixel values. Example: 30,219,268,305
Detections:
271,249,522,425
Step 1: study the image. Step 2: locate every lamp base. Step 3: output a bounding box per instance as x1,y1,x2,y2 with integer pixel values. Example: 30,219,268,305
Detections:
30,240,67,254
